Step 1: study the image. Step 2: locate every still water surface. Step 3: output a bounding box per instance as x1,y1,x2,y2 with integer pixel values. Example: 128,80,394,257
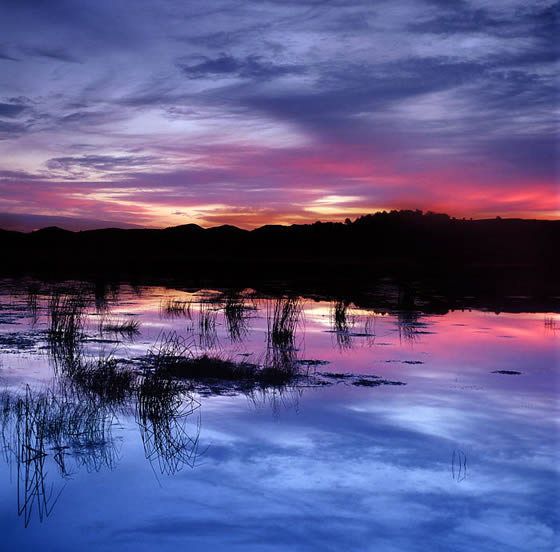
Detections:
0,280,558,551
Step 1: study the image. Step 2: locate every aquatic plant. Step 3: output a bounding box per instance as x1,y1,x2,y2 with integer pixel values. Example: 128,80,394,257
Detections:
198,301,219,349
135,375,202,475
47,292,88,370
147,331,194,372
267,296,303,349
223,294,253,342
160,298,192,319
102,317,141,337
69,352,136,405
0,386,118,527
330,300,353,349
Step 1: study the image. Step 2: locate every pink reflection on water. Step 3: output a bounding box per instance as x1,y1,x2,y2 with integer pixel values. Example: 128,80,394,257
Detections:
0,283,557,396
93,287,559,393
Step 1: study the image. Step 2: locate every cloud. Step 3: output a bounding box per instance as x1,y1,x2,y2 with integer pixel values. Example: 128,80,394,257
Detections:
0,120,26,138
0,50,18,61
21,46,81,63
0,0,556,226
178,53,304,80
46,154,154,171
0,102,27,118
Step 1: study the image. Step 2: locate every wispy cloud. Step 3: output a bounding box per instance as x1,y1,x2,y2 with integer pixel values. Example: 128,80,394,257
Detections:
0,0,557,228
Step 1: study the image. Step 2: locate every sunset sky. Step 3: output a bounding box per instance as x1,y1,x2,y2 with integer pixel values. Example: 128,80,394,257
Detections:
0,0,558,231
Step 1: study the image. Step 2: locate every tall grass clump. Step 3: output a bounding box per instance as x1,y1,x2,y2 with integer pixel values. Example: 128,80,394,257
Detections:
267,296,303,349
147,331,194,372
48,292,86,345
198,301,218,349
69,352,136,405
223,295,252,342
26,284,41,317
330,300,353,349
102,317,141,338
0,386,117,526
135,375,202,474
47,292,89,376
160,298,192,319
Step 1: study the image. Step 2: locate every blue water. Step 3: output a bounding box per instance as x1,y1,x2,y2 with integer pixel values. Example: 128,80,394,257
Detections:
0,281,558,551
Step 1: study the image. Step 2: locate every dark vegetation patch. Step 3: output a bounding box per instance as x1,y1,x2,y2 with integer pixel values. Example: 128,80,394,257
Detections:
353,378,406,387
319,372,353,379
0,331,42,351
383,359,425,364
102,318,141,337
160,298,192,319
298,359,330,366
492,370,521,375
317,372,406,387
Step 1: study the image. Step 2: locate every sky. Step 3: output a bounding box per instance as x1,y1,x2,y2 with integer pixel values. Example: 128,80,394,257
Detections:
0,0,558,231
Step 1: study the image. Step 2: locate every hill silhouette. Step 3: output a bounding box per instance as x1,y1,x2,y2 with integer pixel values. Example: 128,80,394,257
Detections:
1,210,558,299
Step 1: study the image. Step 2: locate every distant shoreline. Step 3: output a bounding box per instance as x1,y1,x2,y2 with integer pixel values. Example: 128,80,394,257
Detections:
2,210,558,303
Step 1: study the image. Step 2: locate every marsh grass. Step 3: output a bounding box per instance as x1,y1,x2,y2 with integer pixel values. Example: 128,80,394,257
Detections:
544,316,559,332
135,375,202,475
147,331,194,371
0,385,118,526
102,317,141,338
197,301,219,349
396,311,422,343
267,296,303,349
69,352,136,405
145,329,303,388
330,300,354,349
223,295,253,342
26,284,41,318
160,298,192,319
47,292,88,370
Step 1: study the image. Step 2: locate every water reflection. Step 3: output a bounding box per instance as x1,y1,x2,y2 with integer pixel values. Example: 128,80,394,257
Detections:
0,385,118,527
0,278,557,551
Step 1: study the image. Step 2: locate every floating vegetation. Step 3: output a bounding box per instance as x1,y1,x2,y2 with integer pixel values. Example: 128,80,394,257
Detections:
69,352,136,405
147,331,194,372
47,292,88,371
330,300,353,349
384,360,424,365
492,370,521,375
0,281,426,528
0,386,118,527
135,375,202,475
297,359,330,366
353,378,406,387
317,372,406,387
223,295,253,342
144,331,302,390
160,298,192,319
267,297,302,347
0,332,39,353
26,284,41,318
102,317,141,338
198,301,219,349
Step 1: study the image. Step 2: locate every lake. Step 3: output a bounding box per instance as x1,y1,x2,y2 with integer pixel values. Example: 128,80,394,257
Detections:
0,278,558,552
